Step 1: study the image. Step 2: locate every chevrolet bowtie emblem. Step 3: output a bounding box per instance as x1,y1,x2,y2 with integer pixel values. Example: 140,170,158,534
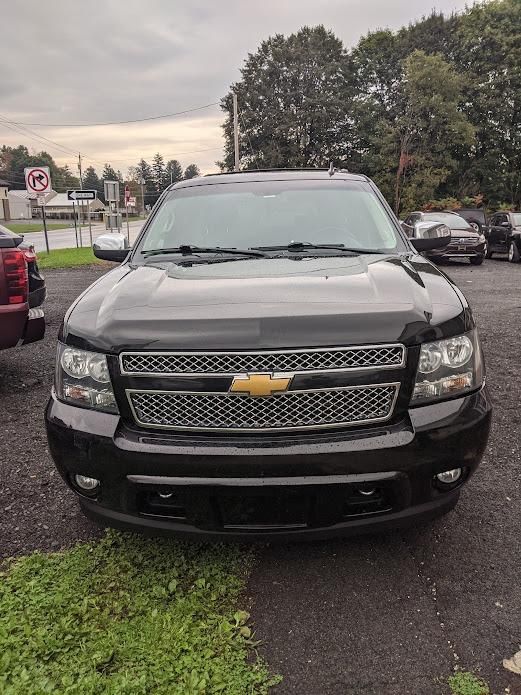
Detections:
229,373,293,397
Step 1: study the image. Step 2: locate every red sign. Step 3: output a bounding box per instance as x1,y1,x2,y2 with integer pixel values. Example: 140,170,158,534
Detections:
124,186,130,204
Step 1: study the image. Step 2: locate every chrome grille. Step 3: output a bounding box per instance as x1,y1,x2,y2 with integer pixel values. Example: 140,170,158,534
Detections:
120,345,405,376
451,237,477,245
127,384,399,432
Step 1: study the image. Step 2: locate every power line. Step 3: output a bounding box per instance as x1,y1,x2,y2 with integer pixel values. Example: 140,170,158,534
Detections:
0,116,223,171
106,145,223,165
0,117,77,157
3,102,220,128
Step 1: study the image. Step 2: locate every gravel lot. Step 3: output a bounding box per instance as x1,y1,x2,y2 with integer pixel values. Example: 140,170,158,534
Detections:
1,261,520,694
0,268,105,558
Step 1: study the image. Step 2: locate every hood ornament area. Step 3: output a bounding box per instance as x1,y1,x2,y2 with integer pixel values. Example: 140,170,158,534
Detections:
229,373,293,397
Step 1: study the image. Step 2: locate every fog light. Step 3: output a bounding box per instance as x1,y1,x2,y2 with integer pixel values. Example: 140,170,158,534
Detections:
435,468,462,485
74,474,100,491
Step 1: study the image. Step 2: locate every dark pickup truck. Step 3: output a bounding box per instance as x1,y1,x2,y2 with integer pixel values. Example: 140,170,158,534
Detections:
0,224,45,350
45,170,491,540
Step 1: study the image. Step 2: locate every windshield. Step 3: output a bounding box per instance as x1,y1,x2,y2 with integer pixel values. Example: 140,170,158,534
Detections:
423,212,470,230
136,180,405,256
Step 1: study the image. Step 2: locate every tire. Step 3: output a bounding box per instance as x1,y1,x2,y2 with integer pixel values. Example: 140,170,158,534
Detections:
485,243,493,259
470,255,484,266
508,241,520,263
469,220,482,233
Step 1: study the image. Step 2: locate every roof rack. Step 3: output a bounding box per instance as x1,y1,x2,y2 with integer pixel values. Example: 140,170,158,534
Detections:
204,168,331,177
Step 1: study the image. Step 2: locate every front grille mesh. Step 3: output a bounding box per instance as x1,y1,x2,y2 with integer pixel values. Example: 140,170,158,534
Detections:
121,345,404,375
450,237,478,245
128,384,398,431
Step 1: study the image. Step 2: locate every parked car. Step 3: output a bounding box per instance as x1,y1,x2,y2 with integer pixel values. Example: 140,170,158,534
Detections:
0,224,45,350
402,211,486,265
455,208,487,233
46,170,491,540
484,211,521,262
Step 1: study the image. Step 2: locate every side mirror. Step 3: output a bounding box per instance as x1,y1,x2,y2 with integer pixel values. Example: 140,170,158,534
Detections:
410,222,451,252
500,221,512,228
93,233,130,262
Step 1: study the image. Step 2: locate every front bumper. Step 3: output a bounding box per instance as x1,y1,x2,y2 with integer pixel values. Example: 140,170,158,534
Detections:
45,387,492,540
427,241,486,261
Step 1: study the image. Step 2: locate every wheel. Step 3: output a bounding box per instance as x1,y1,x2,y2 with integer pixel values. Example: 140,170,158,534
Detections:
470,255,484,266
469,220,482,233
485,243,493,259
508,241,520,263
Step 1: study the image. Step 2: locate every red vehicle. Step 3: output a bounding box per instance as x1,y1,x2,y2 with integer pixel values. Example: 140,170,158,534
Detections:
0,224,45,350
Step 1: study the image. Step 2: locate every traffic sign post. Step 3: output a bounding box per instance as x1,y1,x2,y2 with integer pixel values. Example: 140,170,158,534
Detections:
25,167,52,252
41,202,49,254
104,181,121,233
72,202,79,248
124,186,130,240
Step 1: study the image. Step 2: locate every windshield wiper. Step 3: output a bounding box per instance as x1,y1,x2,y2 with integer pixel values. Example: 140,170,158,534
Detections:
253,242,385,254
142,245,266,258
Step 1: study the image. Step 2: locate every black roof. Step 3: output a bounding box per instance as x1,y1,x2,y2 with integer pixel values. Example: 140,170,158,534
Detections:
168,168,367,191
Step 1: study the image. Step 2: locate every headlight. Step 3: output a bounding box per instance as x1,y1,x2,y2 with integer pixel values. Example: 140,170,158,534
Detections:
478,234,486,243
411,330,484,404
55,344,118,413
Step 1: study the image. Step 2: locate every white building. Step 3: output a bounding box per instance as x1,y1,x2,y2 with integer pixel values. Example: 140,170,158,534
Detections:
42,193,105,220
7,189,57,220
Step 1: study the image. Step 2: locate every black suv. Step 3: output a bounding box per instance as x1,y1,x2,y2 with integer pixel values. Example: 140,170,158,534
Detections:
485,211,521,262
45,170,491,540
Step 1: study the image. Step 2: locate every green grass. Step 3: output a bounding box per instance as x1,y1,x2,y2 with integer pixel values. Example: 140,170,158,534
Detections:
37,247,104,269
448,671,490,695
0,531,279,695
4,222,70,234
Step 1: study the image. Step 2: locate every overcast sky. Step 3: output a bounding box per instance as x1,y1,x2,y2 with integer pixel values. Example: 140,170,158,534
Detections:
2,0,472,182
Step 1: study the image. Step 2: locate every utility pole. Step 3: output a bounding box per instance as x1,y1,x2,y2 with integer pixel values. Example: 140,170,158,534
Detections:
78,152,93,245
77,153,83,247
233,93,240,172
140,177,145,217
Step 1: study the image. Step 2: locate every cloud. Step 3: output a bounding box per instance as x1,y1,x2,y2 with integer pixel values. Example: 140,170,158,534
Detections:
2,0,472,180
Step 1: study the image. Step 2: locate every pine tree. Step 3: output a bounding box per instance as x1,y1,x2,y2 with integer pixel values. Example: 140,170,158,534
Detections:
152,153,166,194
184,164,200,179
82,166,102,200
165,159,183,185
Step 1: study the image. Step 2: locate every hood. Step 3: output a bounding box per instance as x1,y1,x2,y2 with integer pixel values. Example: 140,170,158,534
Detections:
63,255,469,353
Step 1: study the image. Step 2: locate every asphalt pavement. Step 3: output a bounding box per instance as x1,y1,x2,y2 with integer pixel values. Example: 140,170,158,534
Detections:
0,259,519,695
26,219,144,252
250,260,521,695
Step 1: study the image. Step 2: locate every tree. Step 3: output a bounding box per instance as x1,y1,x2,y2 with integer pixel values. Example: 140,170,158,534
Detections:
184,164,200,179
0,145,79,191
451,0,521,207
371,51,475,213
151,152,167,195
82,166,102,200
57,165,80,190
137,159,155,210
102,164,121,183
220,26,354,171
165,159,183,185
